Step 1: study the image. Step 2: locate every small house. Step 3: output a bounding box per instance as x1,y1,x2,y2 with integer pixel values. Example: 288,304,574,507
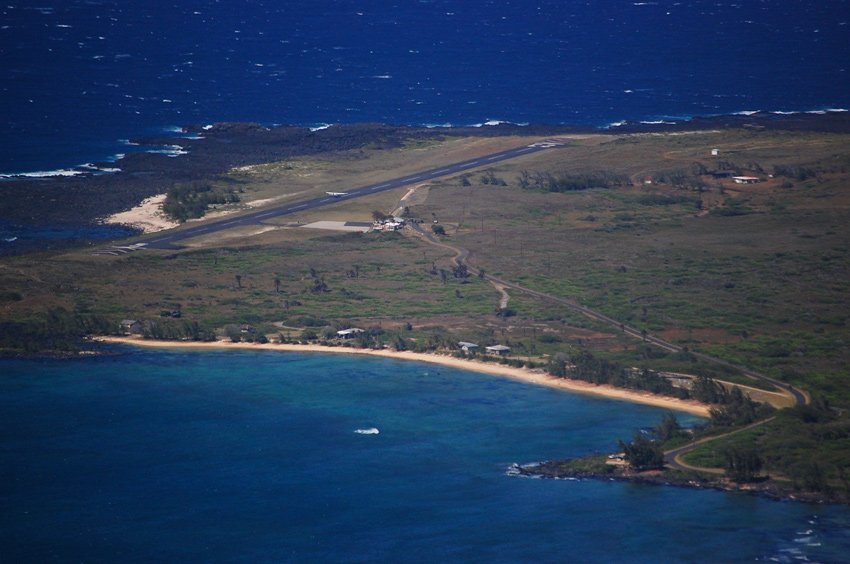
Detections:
458,341,478,352
337,328,365,339
485,344,511,355
240,324,256,334
732,176,760,184
119,319,143,335
711,148,719,156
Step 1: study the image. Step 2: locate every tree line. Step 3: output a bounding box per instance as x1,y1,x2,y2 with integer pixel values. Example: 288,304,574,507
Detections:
0,308,116,353
546,349,689,399
517,170,629,192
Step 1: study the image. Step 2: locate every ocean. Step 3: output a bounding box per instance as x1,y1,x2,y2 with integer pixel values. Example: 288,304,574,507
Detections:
2,347,849,562
3,2,850,559
1,0,849,176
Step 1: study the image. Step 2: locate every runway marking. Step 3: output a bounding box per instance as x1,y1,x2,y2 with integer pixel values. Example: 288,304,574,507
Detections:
256,212,275,218
292,204,308,209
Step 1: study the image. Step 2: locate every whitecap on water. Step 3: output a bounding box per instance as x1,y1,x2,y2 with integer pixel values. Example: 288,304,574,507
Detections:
354,427,379,435
0,168,87,179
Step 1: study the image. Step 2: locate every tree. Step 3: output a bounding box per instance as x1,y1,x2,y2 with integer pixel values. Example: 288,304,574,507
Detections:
517,170,531,189
392,335,408,351
709,387,759,426
372,210,388,222
235,274,242,289
274,277,281,293
795,462,830,493
310,277,330,293
722,444,763,483
654,412,683,442
619,432,664,471
691,375,727,404
225,325,242,343
431,224,446,236
547,352,571,378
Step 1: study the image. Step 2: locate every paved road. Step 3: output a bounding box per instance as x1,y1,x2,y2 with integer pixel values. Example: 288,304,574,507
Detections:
138,141,562,250
662,417,778,474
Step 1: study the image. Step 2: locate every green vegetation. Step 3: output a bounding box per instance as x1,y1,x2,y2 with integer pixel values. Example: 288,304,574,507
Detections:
0,308,116,353
163,181,241,222
683,399,850,494
619,431,665,471
517,169,629,192
547,349,688,398
2,126,849,501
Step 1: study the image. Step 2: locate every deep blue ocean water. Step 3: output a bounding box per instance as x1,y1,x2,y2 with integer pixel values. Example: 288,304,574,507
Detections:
1,0,849,176
2,348,849,562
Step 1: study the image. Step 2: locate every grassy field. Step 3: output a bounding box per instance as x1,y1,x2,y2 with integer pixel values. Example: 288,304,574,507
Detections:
2,128,849,407
412,130,850,406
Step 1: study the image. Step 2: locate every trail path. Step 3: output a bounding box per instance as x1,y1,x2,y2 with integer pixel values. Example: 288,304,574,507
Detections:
403,219,808,476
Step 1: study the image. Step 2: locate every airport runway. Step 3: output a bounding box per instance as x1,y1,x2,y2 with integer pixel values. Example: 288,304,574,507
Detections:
140,141,562,249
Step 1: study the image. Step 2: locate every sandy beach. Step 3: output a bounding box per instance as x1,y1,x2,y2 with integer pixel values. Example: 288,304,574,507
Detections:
97,336,710,416
103,194,178,233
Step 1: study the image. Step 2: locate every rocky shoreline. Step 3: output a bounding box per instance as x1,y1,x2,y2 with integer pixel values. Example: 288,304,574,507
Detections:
509,459,849,506
2,112,849,244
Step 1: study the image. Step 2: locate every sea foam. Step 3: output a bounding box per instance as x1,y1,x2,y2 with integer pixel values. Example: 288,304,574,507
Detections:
0,168,88,179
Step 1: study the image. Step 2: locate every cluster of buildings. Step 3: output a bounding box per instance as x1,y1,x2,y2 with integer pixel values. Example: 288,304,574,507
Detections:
371,216,406,232
458,341,511,355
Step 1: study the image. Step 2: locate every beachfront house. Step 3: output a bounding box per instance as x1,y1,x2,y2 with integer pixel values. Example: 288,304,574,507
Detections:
119,319,143,335
458,341,478,352
485,344,511,355
337,328,365,339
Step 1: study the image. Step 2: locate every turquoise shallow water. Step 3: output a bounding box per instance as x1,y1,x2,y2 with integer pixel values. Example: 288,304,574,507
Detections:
2,347,849,562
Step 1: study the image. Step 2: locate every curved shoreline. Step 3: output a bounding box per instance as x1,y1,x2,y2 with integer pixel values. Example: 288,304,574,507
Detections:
96,336,710,416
